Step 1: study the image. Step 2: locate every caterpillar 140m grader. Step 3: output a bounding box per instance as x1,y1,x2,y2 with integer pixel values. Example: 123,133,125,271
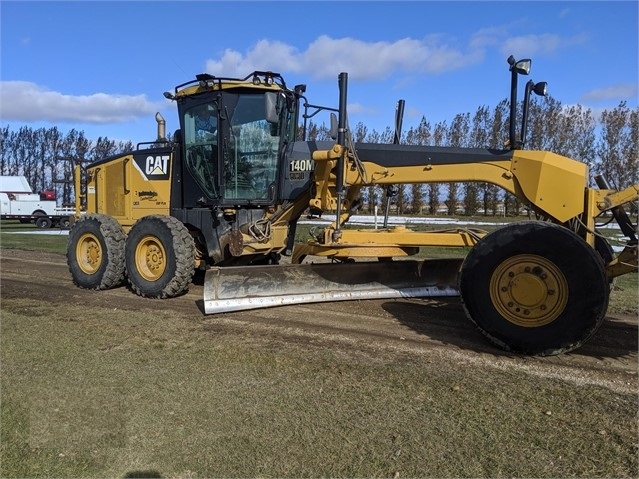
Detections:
67,57,638,356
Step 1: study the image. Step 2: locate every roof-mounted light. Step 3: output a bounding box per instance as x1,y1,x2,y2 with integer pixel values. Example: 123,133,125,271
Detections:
508,55,531,75
532,81,547,97
195,73,217,89
252,72,276,86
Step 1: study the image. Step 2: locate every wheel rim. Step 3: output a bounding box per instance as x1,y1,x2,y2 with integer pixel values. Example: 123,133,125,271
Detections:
135,235,166,281
489,254,569,328
76,232,102,274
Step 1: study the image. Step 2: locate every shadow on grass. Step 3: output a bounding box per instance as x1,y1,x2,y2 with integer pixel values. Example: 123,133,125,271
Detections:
384,297,639,359
576,315,638,360
382,298,502,355
123,471,163,478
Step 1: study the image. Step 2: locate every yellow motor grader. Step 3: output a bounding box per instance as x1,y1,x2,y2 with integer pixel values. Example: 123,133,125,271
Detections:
67,57,638,355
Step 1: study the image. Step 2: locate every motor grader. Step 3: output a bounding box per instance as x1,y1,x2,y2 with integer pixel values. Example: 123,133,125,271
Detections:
67,57,638,356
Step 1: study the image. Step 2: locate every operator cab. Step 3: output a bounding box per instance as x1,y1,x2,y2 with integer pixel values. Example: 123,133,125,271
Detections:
171,72,295,209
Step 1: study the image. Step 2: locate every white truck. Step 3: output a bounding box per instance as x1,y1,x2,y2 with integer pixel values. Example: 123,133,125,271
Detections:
0,176,75,228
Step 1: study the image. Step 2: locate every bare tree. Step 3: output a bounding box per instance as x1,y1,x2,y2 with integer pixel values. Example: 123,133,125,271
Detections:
0,127,15,175
445,113,469,215
426,121,447,214
596,102,638,190
487,100,508,215
464,105,491,215
405,116,431,215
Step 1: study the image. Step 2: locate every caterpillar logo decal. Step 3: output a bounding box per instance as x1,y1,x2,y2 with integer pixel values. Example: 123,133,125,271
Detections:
133,153,171,180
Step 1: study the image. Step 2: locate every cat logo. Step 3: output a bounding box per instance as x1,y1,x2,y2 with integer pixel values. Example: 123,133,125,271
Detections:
133,153,171,180
146,155,169,175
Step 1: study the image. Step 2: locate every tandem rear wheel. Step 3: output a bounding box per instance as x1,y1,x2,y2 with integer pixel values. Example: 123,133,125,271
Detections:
67,214,126,290
35,216,52,228
459,221,610,356
67,214,196,298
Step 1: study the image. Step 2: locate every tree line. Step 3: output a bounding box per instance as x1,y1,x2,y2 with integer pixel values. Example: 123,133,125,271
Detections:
0,126,134,206
1,95,636,215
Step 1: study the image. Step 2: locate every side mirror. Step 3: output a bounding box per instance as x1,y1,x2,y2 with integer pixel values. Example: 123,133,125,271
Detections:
329,113,338,140
265,92,280,124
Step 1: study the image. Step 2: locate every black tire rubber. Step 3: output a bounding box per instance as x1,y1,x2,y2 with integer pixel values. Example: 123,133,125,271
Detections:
59,217,72,229
594,233,615,265
35,215,52,229
594,232,616,288
459,221,610,356
67,214,126,290
125,215,195,299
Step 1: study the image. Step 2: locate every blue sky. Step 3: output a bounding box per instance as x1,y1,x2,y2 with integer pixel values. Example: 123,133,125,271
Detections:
1,1,637,145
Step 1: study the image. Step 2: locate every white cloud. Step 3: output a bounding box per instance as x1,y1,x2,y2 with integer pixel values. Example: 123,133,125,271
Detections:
580,84,639,103
205,35,484,81
346,102,377,116
499,33,587,58
0,81,161,123
558,8,571,19
470,27,506,50
203,29,592,83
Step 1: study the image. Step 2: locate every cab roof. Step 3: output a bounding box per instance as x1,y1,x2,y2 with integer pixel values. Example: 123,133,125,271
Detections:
168,71,288,99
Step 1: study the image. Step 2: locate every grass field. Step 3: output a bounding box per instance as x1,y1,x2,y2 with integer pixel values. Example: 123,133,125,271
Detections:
1,218,637,477
2,298,637,478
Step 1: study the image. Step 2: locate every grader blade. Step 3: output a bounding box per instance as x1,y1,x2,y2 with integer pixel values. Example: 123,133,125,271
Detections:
203,258,463,314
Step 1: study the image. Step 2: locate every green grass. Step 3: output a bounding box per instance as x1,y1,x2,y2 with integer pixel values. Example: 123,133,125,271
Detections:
1,298,637,478
0,221,69,254
610,271,639,315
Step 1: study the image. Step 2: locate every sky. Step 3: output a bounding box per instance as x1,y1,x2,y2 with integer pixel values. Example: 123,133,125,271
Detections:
1,0,637,146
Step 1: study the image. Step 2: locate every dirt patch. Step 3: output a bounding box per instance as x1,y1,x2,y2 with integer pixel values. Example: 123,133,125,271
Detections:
1,248,637,394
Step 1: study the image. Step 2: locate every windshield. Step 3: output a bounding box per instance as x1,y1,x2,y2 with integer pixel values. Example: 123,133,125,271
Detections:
223,93,280,202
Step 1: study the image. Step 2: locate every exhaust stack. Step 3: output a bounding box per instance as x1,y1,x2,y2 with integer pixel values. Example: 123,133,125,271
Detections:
155,112,167,142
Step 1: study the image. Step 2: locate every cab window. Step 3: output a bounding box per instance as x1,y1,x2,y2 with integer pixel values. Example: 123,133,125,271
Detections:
183,104,219,198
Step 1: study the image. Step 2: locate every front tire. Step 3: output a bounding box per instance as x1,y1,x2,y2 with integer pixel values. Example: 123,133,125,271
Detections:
67,214,126,290
459,221,609,356
125,215,195,298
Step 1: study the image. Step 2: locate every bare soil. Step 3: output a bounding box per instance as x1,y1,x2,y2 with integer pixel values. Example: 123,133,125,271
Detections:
1,248,637,395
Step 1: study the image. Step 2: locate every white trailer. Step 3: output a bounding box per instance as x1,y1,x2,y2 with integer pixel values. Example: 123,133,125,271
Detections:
0,176,75,228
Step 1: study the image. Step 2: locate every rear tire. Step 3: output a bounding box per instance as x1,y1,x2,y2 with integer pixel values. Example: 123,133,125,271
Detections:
67,214,126,290
459,221,609,356
35,215,52,228
59,216,72,229
125,215,195,298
